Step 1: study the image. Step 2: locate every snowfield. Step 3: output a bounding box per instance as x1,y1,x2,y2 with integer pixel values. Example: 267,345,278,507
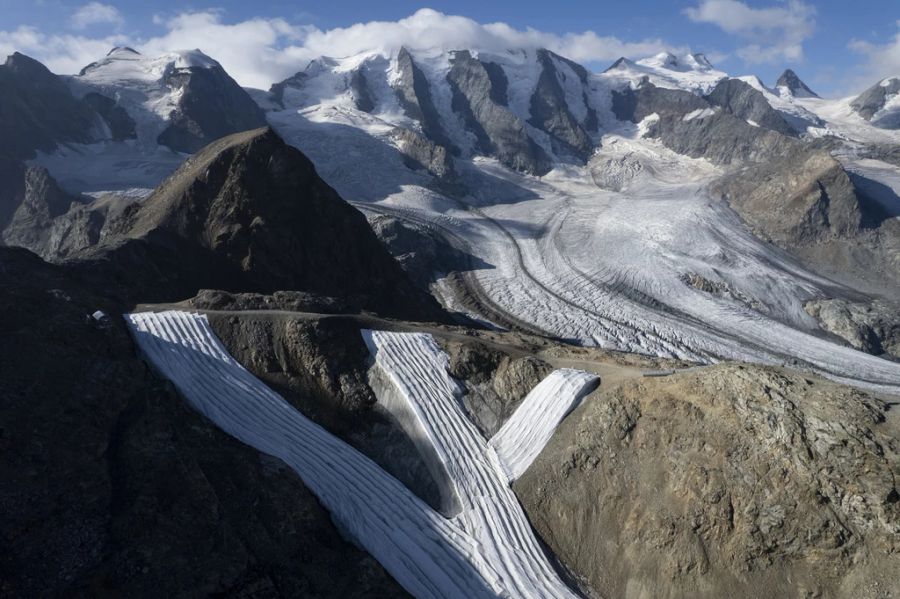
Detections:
127,310,598,598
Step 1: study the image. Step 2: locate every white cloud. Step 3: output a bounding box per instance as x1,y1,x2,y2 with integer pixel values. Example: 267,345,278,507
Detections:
685,0,815,64
71,2,124,30
292,9,677,65
0,8,687,89
0,25,126,74
849,21,900,89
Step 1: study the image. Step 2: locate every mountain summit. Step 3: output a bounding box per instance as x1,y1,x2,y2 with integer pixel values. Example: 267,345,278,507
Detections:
775,69,818,98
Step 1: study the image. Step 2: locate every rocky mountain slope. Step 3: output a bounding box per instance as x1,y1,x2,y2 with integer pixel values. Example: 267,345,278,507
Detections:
73,47,267,153
1,42,899,599
517,363,900,599
7,127,440,318
0,247,408,598
776,68,819,98
259,44,900,366
0,52,99,162
851,78,900,129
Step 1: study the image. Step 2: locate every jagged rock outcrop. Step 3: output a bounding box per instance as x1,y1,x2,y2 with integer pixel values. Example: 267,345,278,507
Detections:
0,247,407,598
447,50,551,175
207,313,452,513
389,126,456,180
441,338,553,437
613,82,797,165
528,50,594,161
705,78,796,136
77,127,442,319
82,91,137,141
0,172,143,262
714,150,862,245
0,52,98,160
516,363,900,599
805,298,900,358
155,62,267,153
613,82,867,249
349,67,375,112
394,47,455,150
851,78,900,128
1,166,75,252
776,69,818,98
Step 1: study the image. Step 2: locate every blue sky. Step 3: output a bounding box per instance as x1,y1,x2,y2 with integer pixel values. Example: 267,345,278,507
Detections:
1,0,898,95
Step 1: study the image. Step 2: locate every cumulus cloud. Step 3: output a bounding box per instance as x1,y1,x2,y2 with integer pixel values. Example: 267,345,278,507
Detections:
0,25,126,74
685,0,815,64
293,9,677,65
849,22,900,89
71,2,124,30
0,8,689,89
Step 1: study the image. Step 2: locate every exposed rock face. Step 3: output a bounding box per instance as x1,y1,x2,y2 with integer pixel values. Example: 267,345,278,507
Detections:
207,313,453,513
680,272,767,313
612,81,708,122
0,247,406,598
156,64,268,153
269,71,307,107
714,150,862,245
394,47,455,151
441,339,553,437
390,126,456,180
612,82,797,165
447,50,551,175
82,91,137,141
851,78,900,127
776,69,818,98
190,288,351,314
0,52,98,160
516,363,900,599
614,82,868,252
705,78,796,136
1,166,75,252
0,160,27,231
528,50,594,161
805,298,900,358
863,143,900,167
367,214,478,293
349,67,375,112
79,127,442,318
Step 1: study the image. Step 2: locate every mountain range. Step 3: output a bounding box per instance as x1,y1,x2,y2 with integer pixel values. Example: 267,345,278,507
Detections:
1,42,899,599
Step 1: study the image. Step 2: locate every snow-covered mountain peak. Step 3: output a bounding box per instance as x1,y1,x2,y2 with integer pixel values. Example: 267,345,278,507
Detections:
686,53,714,69
637,51,715,73
602,51,725,94
106,46,140,58
78,48,219,84
881,77,900,87
775,69,818,98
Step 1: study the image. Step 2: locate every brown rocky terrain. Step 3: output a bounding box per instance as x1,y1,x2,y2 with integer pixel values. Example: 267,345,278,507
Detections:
805,298,900,359
516,363,900,599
